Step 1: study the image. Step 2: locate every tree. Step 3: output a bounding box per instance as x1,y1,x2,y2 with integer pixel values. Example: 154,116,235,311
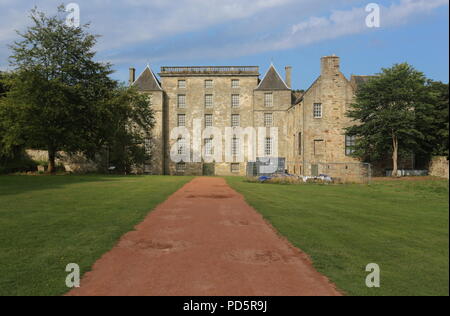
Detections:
102,87,155,173
0,71,37,174
0,71,14,162
0,72,6,96
419,81,449,158
346,63,430,176
0,6,117,173
0,71,10,166
1,7,155,174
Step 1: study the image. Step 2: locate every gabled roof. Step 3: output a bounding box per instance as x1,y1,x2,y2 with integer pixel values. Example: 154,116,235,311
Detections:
350,75,376,90
133,66,163,91
256,64,290,91
288,76,320,109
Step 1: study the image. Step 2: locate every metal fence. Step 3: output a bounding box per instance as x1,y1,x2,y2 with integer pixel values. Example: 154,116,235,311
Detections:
309,162,372,184
385,169,428,177
247,160,372,184
160,66,259,75
246,158,286,177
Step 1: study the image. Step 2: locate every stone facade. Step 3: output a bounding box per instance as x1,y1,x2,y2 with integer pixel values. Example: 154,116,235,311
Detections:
429,156,449,179
130,56,375,179
162,72,259,176
285,56,362,178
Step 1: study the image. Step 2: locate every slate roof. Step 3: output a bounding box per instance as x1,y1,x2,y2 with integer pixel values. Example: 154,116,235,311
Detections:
350,75,376,90
256,64,290,91
133,66,163,91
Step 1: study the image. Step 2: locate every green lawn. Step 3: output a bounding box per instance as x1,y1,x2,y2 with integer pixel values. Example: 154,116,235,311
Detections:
0,175,192,296
226,177,449,296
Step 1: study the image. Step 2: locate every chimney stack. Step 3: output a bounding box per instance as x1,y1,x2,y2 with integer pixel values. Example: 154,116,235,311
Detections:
129,67,136,86
321,55,340,76
285,66,292,89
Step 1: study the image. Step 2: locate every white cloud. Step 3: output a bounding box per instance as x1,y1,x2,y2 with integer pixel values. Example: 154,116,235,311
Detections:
88,0,299,50
383,0,449,23
124,0,446,64
278,0,450,51
198,0,449,59
0,0,303,68
0,0,448,70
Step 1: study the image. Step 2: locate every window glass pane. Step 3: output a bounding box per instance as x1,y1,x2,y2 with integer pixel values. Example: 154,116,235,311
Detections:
178,114,186,126
314,103,322,118
232,94,240,108
177,138,186,155
205,114,213,127
232,137,240,156
144,138,152,155
178,94,186,108
205,80,213,89
265,137,273,156
264,113,273,127
178,80,186,89
264,93,273,107
231,114,240,127
205,94,213,108
204,138,214,156
345,135,356,156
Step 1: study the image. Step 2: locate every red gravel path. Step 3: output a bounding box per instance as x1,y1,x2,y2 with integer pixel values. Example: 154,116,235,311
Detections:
68,177,341,296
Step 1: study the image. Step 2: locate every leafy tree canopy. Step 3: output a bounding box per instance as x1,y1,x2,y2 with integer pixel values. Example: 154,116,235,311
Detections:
0,6,154,173
0,72,6,96
419,80,449,157
346,63,434,176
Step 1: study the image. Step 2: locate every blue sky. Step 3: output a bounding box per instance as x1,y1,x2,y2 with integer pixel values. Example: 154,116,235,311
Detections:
0,0,448,89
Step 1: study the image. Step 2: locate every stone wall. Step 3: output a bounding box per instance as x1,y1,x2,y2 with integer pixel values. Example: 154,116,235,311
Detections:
286,56,360,176
140,90,164,175
316,162,371,184
253,89,290,170
429,156,449,179
26,150,99,173
160,74,266,176
137,57,419,178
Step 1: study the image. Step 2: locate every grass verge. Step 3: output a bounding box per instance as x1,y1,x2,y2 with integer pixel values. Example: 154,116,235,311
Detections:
0,175,192,296
226,177,449,296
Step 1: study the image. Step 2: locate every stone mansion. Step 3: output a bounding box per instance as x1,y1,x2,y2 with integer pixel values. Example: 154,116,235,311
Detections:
130,55,375,179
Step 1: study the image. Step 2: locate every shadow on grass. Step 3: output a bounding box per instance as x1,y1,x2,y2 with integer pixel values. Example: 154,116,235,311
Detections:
0,174,133,197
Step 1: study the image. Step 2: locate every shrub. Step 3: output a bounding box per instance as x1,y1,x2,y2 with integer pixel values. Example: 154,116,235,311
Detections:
0,154,37,174
245,176,338,185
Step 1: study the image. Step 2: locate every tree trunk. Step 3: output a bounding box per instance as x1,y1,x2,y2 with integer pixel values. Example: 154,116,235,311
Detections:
48,148,56,174
392,134,399,177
